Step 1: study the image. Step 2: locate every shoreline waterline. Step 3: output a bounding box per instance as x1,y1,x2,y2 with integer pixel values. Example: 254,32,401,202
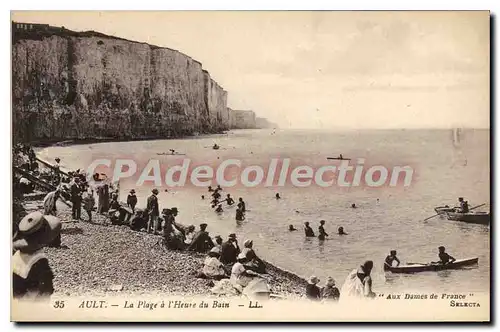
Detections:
33,129,491,295
18,193,307,298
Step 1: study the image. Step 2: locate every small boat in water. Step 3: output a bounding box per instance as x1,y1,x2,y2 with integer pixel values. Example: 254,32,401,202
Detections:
156,152,186,156
445,211,490,225
327,154,351,161
388,257,478,274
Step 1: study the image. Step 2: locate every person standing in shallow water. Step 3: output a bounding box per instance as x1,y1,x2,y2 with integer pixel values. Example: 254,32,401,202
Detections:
225,194,234,205
237,198,246,212
318,220,328,240
384,250,401,271
304,222,315,237
235,207,245,221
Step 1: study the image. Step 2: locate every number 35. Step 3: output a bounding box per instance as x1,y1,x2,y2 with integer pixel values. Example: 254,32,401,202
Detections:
53,301,65,309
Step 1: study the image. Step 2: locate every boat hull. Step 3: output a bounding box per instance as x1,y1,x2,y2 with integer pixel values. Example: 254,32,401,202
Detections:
388,258,479,274
434,206,455,214
446,212,490,225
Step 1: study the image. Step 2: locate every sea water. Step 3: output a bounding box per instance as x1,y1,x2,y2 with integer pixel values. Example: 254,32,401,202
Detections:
39,129,490,293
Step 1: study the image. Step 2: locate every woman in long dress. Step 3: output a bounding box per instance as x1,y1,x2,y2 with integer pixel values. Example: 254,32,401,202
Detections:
340,260,376,303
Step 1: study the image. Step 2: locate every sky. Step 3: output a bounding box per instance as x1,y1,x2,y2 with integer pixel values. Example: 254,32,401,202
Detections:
12,11,490,129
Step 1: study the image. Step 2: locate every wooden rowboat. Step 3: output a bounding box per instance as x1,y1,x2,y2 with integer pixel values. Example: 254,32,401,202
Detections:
326,157,351,161
388,257,478,274
445,211,490,225
156,152,186,156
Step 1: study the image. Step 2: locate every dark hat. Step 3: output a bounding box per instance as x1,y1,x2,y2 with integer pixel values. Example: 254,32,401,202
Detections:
200,223,208,229
152,188,159,194
161,208,171,215
129,189,136,194
438,246,445,251
171,207,178,213
214,235,222,240
228,233,237,239
55,157,61,162
13,212,62,252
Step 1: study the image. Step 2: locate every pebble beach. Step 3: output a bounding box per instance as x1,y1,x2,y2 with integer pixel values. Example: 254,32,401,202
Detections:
20,192,307,298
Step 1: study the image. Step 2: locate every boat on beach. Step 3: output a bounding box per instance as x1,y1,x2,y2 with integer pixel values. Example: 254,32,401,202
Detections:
445,211,490,225
388,257,478,274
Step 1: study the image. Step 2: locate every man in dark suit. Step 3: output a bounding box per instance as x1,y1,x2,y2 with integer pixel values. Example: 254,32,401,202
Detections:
146,188,160,234
70,177,82,221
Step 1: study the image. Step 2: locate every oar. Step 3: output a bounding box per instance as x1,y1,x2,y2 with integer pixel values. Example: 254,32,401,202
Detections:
424,213,443,221
469,203,486,211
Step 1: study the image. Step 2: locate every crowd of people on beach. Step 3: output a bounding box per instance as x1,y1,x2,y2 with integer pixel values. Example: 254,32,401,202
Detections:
10,147,378,302
12,145,461,302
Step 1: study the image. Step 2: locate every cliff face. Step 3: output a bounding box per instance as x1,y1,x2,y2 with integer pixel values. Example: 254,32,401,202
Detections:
204,72,229,132
228,108,257,129
12,24,229,143
256,117,277,129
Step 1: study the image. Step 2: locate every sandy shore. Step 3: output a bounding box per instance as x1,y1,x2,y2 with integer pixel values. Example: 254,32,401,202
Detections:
20,192,307,298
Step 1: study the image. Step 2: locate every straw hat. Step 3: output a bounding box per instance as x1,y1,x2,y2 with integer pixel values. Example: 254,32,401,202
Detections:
13,212,62,252
309,276,320,284
237,253,247,260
